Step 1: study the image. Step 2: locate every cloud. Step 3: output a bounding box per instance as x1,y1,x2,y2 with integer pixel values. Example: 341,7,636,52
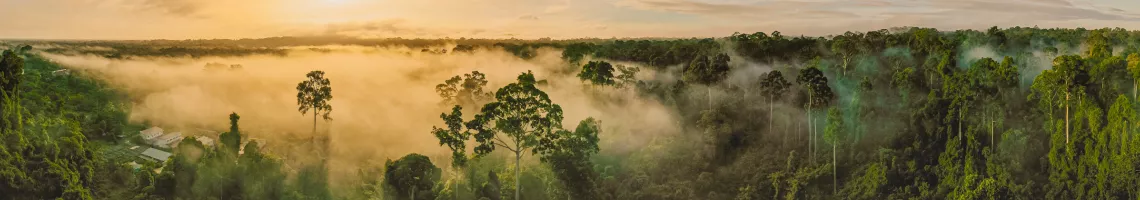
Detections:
313,19,485,38
43,45,681,178
618,0,861,19
519,15,540,20
543,0,571,14
612,0,1140,36
106,0,209,17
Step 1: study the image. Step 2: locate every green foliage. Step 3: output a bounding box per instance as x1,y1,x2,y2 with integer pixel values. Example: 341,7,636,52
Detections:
824,108,843,145
759,70,792,102
840,162,886,200
682,53,731,86
545,118,602,200
730,31,823,62
590,39,719,67
219,112,242,155
297,70,334,133
1085,29,1112,59
614,65,640,88
797,61,834,109
0,50,103,200
468,71,567,200
17,26,1140,200
436,71,492,107
453,44,476,53
578,61,616,86
470,71,564,157
561,43,596,64
433,105,473,168
0,50,22,93
385,153,442,200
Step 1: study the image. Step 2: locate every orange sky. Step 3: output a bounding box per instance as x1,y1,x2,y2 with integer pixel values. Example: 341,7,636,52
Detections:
2,0,1140,40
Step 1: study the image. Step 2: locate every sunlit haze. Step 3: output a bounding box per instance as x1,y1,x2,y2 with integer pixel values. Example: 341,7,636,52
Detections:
4,0,1140,39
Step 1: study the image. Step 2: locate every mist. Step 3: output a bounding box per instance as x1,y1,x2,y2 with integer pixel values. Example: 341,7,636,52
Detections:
40,46,682,181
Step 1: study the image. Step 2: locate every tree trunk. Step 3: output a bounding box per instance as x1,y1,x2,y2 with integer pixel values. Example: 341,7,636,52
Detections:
708,87,713,110
412,185,418,200
807,93,813,162
842,56,849,77
515,151,521,200
990,118,995,151
455,169,460,200
832,142,837,195
312,111,318,144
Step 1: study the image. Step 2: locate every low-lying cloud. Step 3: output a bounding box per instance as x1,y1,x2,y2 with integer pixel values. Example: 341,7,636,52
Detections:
42,47,682,170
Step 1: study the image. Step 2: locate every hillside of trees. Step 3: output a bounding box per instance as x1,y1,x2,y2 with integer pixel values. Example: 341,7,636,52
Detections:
3,26,1140,199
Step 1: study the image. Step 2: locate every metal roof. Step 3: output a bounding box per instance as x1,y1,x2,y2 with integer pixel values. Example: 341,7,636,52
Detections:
140,148,172,162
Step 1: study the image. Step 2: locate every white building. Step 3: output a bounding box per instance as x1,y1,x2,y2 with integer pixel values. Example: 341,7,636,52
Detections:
140,127,164,140
195,136,215,147
139,148,172,163
51,69,70,76
152,132,183,148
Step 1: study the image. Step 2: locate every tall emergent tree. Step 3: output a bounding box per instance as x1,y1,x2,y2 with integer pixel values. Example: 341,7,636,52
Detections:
431,105,472,200
436,71,491,107
578,61,616,86
468,71,565,200
296,70,333,142
759,70,792,135
614,65,641,88
1127,53,1140,98
0,50,22,95
1031,55,1088,144
797,60,833,161
824,107,843,195
830,32,863,76
683,53,731,108
219,112,242,156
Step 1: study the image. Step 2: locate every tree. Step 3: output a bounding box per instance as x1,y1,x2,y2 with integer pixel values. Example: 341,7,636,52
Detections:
436,71,491,107
544,118,602,200
797,60,833,161
469,71,565,200
385,153,442,200
431,105,473,200
1085,30,1112,60
1127,53,1140,99
1107,95,1137,197
1031,55,1088,144
830,32,862,76
683,53,731,108
824,107,843,195
0,50,22,95
218,112,242,155
615,64,641,88
759,70,792,135
578,61,616,86
296,70,333,143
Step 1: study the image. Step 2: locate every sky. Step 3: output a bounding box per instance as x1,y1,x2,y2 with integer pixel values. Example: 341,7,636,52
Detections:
2,0,1140,40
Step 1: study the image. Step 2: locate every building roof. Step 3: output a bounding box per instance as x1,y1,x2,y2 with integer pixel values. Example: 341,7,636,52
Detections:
156,132,182,141
196,136,215,146
140,148,172,162
140,127,164,139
